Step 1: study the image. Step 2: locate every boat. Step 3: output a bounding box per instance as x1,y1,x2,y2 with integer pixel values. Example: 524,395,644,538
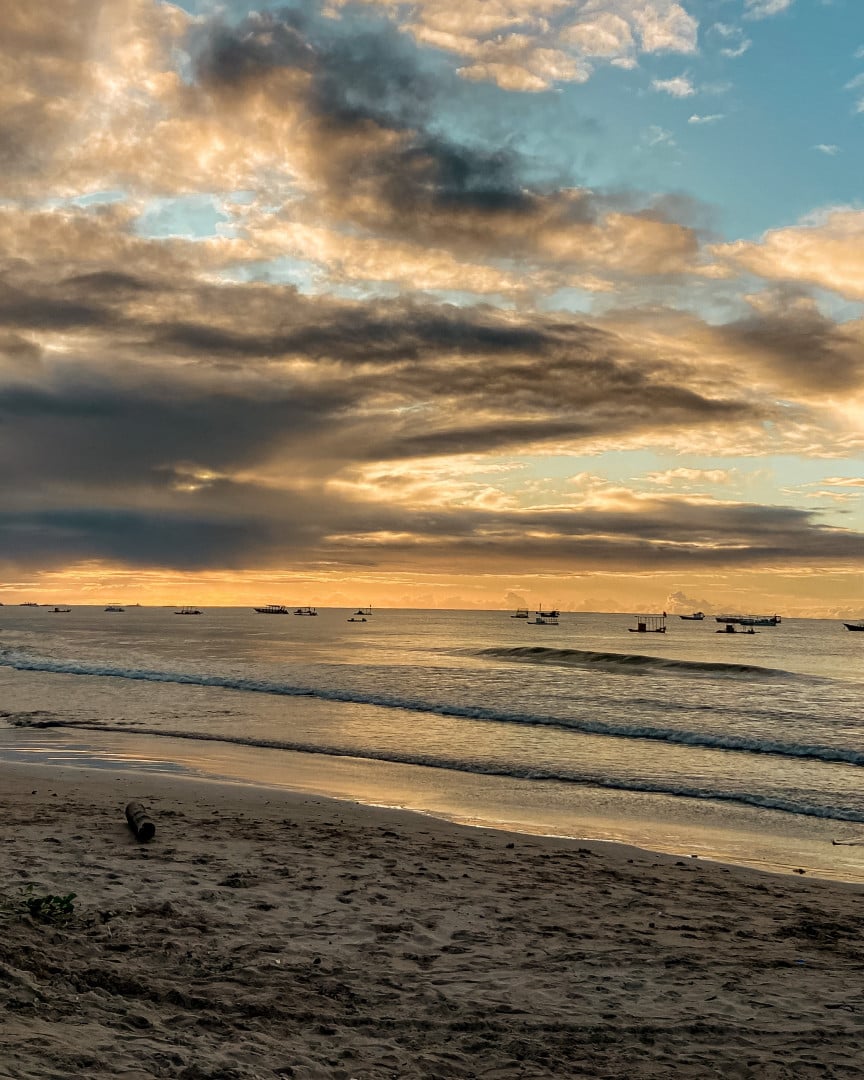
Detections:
717,623,756,634
20,602,39,607
718,614,781,627
629,614,666,634
510,608,529,619
354,606,373,616
49,606,71,613
679,611,704,620
253,604,290,614
843,622,864,632
530,608,559,625
347,616,367,623
104,605,125,612
294,606,318,616
175,607,202,615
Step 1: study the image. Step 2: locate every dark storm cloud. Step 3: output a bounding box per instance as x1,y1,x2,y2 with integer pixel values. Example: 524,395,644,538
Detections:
184,5,708,275
62,271,157,296
193,4,438,131
0,279,111,331
370,390,750,461
316,497,864,573
189,6,596,241
2,469,863,574
722,298,864,393
158,303,562,361
0,207,857,579
0,508,268,570
0,371,355,490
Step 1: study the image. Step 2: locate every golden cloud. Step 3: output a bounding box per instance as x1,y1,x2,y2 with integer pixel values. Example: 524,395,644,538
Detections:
711,210,864,301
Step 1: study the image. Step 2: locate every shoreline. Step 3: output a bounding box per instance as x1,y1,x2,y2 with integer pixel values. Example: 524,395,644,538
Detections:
5,726,864,886
4,759,864,1078
5,756,864,889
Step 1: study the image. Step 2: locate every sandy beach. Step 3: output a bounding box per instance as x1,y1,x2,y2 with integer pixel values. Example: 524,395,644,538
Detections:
3,765,864,1079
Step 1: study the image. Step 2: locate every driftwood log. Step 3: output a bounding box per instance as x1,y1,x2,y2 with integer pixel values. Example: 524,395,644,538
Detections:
125,801,156,841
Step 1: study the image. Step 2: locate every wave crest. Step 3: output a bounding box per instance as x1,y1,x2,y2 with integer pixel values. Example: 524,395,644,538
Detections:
479,645,790,678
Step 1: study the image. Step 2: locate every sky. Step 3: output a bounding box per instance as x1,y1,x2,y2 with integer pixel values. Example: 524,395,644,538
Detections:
1,0,863,615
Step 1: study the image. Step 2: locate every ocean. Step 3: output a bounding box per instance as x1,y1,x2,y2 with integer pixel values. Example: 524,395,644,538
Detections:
2,605,864,880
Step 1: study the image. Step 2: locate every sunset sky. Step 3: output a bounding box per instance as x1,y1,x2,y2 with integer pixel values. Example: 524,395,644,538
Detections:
2,0,863,614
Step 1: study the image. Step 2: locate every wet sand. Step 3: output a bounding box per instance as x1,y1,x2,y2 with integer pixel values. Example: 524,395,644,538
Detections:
3,762,864,1079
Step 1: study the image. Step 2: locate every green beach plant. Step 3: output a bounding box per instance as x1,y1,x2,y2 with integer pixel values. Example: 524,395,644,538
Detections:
24,890,76,922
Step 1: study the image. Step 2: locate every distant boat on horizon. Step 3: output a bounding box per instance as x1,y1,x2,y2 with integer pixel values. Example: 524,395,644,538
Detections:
253,604,290,614
175,607,203,615
530,607,559,625
510,608,529,619
630,614,667,634
679,611,705,620
294,606,318,616
49,606,71,613
717,614,781,627
354,605,373,616
104,605,125,612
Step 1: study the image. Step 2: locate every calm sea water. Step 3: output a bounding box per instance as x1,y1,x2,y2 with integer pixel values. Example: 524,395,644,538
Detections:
2,606,863,879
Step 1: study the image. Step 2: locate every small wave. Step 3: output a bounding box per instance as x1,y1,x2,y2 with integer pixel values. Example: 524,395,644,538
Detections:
6,714,864,826
0,649,860,769
479,645,792,679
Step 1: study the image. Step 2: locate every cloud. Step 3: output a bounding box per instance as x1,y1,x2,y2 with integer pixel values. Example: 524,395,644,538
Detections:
814,144,839,155
186,9,705,280
644,125,676,147
333,0,698,90
651,75,695,97
688,113,724,124
744,0,794,19
0,0,862,595
710,22,751,59
644,468,734,486
711,209,864,301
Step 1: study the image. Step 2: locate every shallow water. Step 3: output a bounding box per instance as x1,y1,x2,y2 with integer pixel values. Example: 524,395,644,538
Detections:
2,606,863,878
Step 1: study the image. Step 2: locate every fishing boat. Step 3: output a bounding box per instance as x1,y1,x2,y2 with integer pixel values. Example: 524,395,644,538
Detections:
104,605,125,612
844,622,864,632
49,606,71,613
175,607,202,615
20,602,39,607
530,608,559,625
294,606,318,616
354,606,373,616
629,614,666,633
510,608,529,619
738,615,781,627
253,604,290,614
679,611,704,620
717,623,756,634
347,616,367,623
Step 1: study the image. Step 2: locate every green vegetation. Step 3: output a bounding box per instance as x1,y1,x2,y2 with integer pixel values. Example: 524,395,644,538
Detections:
1,885,77,923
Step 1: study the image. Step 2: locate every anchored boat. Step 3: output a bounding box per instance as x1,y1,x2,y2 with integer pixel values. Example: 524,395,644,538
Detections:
629,614,667,634
530,607,559,625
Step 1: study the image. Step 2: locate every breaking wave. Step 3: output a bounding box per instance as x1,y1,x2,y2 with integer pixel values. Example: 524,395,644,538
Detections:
479,645,793,679
0,648,856,768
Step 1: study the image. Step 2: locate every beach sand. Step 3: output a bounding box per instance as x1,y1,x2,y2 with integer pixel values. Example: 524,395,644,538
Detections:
3,764,864,1079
